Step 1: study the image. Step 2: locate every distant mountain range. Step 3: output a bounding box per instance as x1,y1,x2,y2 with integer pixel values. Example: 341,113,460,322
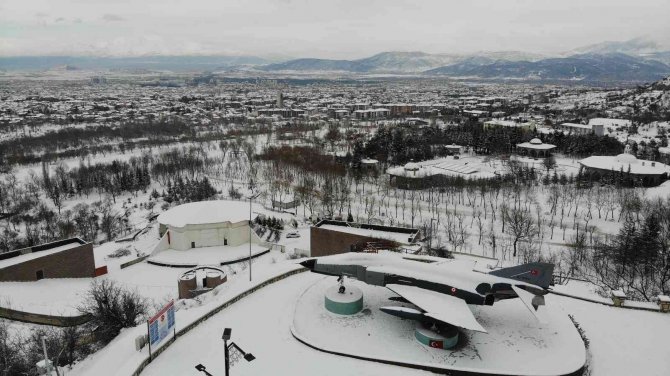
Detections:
259,51,546,74
2,37,669,83
258,51,670,82
425,53,670,82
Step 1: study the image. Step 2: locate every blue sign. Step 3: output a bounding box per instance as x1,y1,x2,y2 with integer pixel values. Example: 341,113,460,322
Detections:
148,300,175,346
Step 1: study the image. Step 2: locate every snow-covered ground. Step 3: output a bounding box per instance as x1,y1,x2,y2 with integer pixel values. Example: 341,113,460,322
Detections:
122,267,670,376
548,294,670,376
148,244,269,267
140,271,433,376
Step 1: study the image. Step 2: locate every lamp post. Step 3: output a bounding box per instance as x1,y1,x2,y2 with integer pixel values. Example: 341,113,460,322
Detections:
247,191,260,282
428,218,437,253
195,364,214,376
222,328,255,376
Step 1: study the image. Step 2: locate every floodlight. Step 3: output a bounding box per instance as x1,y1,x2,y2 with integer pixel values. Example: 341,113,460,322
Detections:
222,328,232,341
195,364,206,371
244,353,256,362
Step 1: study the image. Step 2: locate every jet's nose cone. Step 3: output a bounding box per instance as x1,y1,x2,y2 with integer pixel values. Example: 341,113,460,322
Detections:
300,259,316,270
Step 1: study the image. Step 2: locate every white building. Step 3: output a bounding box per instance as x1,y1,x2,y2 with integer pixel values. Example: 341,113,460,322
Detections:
483,119,536,131
156,200,262,251
588,118,631,131
659,147,670,164
579,148,670,186
558,123,604,136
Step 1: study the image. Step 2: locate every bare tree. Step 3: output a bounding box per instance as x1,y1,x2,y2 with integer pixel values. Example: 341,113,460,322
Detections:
78,280,149,344
503,205,537,258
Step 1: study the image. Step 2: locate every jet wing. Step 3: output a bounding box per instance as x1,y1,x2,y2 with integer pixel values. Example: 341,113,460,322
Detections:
386,284,487,333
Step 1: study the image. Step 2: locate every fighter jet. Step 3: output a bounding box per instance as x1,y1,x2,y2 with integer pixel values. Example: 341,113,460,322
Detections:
300,253,554,333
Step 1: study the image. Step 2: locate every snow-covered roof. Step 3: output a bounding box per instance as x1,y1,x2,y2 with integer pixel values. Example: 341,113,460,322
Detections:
158,200,257,228
0,241,84,269
485,119,518,127
404,162,420,171
579,154,670,175
316,224,418,244
560,123,591,130
516,139,556,150
611,290,627,298
361,158,378,164
387,163,432,178
659,147,670,155
588,118,631,127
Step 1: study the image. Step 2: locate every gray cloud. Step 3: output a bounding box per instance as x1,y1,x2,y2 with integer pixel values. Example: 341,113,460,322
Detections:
1,0,668,58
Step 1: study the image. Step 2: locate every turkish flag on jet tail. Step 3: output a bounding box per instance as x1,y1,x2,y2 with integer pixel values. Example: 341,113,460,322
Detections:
429,340,443,348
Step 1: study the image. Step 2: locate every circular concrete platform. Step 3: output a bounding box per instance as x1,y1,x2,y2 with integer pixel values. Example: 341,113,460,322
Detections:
325,285,363,315
414,323,459,349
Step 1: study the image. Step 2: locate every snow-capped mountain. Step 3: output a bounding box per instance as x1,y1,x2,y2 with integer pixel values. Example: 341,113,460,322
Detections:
426,53,670,82
259,51,545,74
571,37,664,56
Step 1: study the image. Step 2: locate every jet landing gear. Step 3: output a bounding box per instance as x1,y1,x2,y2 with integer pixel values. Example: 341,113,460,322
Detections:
324,276,363,315
337,275,346,294
414,322,460,350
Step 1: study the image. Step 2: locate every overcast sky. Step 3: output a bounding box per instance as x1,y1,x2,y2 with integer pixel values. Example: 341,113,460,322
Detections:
1,0,669,58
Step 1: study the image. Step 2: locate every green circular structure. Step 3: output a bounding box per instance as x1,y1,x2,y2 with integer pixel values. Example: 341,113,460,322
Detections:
324,285,363,315
414,323,459,349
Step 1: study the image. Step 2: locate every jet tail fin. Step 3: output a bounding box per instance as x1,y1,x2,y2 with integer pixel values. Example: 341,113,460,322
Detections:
489,262,554,289
511,285,548,323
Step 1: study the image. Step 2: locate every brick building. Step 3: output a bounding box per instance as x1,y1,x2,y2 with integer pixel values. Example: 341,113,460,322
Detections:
310,220,420,257
0,238,95,282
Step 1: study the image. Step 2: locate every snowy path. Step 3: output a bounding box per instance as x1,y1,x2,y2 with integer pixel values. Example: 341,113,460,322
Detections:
547,294,670,376
141,271,433,376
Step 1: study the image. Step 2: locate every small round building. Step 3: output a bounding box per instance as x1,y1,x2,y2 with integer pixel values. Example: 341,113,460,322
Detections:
157,200,258,250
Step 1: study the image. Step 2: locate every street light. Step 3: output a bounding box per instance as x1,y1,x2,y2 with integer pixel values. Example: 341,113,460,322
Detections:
247,191,261,282
428,218,437,253
195,364,214,376
222,328,255,376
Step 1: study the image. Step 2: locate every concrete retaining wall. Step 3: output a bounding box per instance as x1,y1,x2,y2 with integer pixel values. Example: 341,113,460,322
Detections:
120,256,150,269
0,306,91,327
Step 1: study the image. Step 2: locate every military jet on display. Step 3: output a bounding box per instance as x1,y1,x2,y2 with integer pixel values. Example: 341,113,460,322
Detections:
300,253,554,333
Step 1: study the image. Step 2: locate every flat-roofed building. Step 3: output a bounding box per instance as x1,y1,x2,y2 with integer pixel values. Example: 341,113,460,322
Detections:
558,123,604,136
484,119,535,132
0,238,95,282
310,220,420,257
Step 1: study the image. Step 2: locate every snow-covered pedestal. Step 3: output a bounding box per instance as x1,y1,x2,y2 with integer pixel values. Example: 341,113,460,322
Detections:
414,323,459,349
325,285,363,315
